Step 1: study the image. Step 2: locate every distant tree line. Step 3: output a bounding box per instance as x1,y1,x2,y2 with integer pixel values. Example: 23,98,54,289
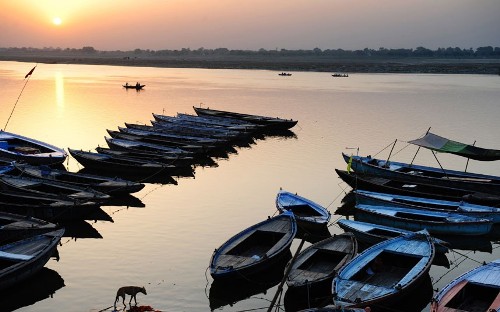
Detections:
1,46,499,58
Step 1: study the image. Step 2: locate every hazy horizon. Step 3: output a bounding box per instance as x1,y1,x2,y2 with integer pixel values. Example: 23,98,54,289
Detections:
2,1,500,51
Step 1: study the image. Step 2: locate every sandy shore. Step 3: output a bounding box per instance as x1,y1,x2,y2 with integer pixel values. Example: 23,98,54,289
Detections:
1,53,500,74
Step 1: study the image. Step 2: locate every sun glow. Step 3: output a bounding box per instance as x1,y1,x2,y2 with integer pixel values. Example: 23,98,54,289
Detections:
52,17,62,25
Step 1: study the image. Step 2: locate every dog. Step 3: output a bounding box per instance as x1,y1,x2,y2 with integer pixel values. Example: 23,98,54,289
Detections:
114,286,147,307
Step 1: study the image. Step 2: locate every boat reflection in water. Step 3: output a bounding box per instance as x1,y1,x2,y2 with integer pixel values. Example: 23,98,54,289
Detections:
60,220,103,240
0,267,65,312
208,251,291,311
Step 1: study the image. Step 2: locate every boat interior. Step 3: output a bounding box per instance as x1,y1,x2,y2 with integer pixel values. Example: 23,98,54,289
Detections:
227,230,286,258
352,251,422,287
286,204,323,217
297,249,348,273
444,282,500,311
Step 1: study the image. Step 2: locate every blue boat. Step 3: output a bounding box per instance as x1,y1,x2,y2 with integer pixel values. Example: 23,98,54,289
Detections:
332,230,435,309
337,219,449,254
209,212,296,280
276,189,331,229
353,203,493,236
342,152,500,195
431,259,500,312
0,130,67,165
354,189,500,223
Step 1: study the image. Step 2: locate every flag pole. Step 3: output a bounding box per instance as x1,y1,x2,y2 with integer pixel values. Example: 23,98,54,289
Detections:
3,65,37,131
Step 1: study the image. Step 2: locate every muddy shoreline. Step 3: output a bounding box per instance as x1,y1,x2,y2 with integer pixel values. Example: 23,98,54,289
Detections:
2,54,500,74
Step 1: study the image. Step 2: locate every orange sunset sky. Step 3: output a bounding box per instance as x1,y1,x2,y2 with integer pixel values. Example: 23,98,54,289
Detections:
2,0,499,51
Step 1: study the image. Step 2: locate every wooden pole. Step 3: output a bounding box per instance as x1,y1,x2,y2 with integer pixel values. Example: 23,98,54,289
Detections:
267,236,307,312
410,127,431,166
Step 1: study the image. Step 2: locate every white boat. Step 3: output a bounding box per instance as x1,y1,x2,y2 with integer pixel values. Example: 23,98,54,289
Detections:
0,130,67,165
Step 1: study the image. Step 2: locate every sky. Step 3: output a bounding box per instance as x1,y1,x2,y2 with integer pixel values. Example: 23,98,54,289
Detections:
2,0,500,51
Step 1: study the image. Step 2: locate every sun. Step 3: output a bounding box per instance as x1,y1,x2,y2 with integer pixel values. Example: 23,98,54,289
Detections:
52,17,62,26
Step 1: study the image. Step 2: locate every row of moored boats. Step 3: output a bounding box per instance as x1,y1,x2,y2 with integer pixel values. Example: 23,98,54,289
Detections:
0,106,298,292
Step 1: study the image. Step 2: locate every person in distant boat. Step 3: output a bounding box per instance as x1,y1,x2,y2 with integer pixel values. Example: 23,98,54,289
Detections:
136,82,140,87
125,82,129,87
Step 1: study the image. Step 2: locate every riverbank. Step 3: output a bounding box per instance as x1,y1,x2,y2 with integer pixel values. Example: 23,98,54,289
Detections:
1,52,500,74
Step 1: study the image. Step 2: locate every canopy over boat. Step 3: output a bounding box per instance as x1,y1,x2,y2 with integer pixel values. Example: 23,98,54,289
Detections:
408,132,500,161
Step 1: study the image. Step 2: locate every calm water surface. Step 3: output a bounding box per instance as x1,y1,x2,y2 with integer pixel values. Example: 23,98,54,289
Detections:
1,61,499,312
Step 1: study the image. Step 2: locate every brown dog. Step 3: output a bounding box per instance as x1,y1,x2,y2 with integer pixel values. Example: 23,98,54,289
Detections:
114,286,147,307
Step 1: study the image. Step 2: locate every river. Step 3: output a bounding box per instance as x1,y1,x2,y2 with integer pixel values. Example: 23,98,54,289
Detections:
1,61,499,312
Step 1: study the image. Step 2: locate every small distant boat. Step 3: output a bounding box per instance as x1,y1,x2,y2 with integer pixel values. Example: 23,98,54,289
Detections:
13,163,145,195
276,189,331,229
332,73,349,77
286,232,357,289
279,72,292,76
337,219,449,254
0,130,67,165
0,211,58,243
354,203,493,236
193,106,298,131
0,229,65,290
210,212,297,280
332,230,435,308
123,83,145,90
431,260,500,312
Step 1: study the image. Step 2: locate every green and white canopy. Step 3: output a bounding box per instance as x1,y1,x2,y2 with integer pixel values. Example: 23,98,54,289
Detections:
408,132,500,161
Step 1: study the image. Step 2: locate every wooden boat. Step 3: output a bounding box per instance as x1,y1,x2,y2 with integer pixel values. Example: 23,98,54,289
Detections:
123,84,145,90
153,113,249,136
342,152,500,195
337,219,449,254
276,189,331,229
354,189,500,223
150,120,247,144
13,163,145,195
108,129,202,154
0,211,58,243
95,147,197,167
431,260,500,312
0,174,110,202
332,230,435,309
279,72,292,76
193,106,298,130
353,203,493,236
68,148,179,176
286,232,357,289
209,212,297,280
0,228,64,290
0,130,67,165
117,127,214,152
0,189,100,221
175,112,262,132
125,123,223,146
335,169,500,206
